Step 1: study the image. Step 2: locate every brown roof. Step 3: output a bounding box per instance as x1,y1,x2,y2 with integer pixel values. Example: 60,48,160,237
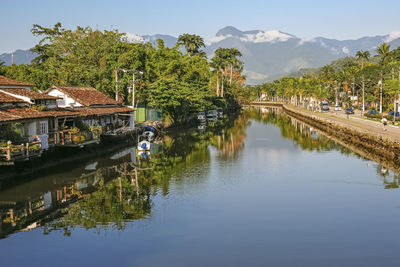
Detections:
0,91,27,103
0,107,52,122
0,106,133,122
0,75,34,87
0,88,60,100
75,106,134,116
48,86,118,107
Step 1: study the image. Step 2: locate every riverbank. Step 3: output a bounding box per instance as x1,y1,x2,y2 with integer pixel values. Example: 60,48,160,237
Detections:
252,101,400,168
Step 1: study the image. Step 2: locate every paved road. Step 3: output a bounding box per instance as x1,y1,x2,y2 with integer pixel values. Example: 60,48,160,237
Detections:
290,106,400,143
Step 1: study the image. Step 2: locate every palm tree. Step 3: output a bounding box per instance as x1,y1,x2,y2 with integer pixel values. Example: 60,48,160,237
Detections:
355,50,370,69
177,34,205,56
376,42,391,67
226,48,243,85
210,55,224,96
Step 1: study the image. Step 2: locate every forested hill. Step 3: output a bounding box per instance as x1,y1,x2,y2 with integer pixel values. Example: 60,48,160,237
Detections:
3,26,400,84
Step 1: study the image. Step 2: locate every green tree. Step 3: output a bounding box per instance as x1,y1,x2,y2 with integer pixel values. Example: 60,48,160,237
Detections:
376,42,391,67
355,50,370,69
177,33,205,56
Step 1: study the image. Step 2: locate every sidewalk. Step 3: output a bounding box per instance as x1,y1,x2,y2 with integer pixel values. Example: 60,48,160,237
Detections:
287,105,400,144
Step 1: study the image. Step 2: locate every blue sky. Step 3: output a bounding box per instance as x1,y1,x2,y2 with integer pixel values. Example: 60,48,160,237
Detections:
1,0,400,53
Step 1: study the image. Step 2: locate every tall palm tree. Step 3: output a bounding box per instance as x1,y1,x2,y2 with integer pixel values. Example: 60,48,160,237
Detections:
355,49,370,69
177,34,205,56
211,48,230,97
226,48,243,85
376,42,391,67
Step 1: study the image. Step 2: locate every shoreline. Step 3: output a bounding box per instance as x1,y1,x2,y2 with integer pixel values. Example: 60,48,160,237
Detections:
252,101,400,171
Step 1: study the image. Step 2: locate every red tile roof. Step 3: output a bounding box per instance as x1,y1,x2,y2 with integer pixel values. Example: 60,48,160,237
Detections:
48,86,118,107
0,91,27,103
75,106,134,116
0,106,133,122
0,107,52,122
0,88,60,100
0,75,34,87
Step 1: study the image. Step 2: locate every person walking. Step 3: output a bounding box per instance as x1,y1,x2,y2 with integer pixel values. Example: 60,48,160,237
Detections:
382,117,388,131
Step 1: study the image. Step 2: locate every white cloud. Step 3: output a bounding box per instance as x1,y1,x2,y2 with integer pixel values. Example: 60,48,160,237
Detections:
206,34,232,44
297,37,316,46
385,31,400,43
342,46,350,54
240,30,293,43
124,32,147,43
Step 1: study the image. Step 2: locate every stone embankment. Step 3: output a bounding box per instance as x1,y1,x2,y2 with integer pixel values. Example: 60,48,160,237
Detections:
253,101,400,167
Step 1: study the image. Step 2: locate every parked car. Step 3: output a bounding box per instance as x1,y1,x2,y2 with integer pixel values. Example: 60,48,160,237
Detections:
388,110,400,117
334,105,342,111
368,110,379,115
321,101,329,112
345,108,354,115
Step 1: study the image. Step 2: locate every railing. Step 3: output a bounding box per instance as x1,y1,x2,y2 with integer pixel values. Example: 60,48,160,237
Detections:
0,140,42,162
56,129,101,146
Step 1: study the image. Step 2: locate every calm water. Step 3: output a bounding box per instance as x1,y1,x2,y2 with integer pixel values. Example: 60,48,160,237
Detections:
1,108,400,267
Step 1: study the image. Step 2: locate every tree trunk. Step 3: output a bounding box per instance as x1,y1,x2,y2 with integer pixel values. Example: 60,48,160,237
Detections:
221,70,224,97
230,64,233,85
216,72,220,97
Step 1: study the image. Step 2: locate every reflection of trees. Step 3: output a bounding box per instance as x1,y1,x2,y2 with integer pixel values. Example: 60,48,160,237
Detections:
1,113,244,238
39,164,151,236
250,107,342,152
43,173,151,236
211,113,250,160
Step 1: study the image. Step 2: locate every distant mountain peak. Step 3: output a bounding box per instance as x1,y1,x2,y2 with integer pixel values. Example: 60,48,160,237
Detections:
216,26,244,37
212,26,295,44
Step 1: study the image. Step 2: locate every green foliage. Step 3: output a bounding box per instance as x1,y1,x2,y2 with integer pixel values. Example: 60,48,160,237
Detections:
251,42,400,113
32,104,48,111
177,33,205,56
2,23,248,123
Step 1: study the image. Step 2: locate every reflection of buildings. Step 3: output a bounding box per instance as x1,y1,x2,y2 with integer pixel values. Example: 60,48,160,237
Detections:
0,147,151,239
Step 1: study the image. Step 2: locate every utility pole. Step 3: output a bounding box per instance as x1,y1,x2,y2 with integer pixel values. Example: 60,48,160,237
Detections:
352,76,355,106
334,81,338,106
132,71,135,108
362,75,365,116
115,70,119,101
114,69,143,107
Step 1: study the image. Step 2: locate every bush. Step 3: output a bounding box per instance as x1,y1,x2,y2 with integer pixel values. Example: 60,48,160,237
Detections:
364,113,380,119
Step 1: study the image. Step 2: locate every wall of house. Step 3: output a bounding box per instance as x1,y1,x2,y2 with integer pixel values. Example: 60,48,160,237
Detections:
47,89,83,107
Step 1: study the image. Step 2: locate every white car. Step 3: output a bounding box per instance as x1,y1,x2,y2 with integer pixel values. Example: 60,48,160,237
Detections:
334,106,342,111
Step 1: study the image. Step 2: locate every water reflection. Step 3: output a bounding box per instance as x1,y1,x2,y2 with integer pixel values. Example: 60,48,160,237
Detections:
1,108,399,240
0,114,245,238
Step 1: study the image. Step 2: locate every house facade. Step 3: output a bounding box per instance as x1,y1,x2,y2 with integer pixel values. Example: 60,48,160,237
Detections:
46,86,134,133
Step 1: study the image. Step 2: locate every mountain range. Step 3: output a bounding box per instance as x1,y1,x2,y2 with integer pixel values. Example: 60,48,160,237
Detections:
2,26,400,84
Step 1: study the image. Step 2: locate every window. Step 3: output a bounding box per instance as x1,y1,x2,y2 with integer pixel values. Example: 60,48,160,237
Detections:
40,121,48,135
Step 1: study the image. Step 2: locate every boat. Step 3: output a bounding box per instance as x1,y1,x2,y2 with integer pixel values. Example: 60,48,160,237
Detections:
216,108,223,118
198,122,206,131
206,110,218,122
197,111,206,122
137,140,151,151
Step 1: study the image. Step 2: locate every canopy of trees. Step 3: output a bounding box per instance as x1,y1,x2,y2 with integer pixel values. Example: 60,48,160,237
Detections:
251,42,400,112
0,23,252,124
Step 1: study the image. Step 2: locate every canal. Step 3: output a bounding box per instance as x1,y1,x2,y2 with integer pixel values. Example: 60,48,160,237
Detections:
0,107,399,267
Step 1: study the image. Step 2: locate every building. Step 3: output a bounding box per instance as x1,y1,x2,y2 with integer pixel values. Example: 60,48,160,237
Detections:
46,86,134,133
